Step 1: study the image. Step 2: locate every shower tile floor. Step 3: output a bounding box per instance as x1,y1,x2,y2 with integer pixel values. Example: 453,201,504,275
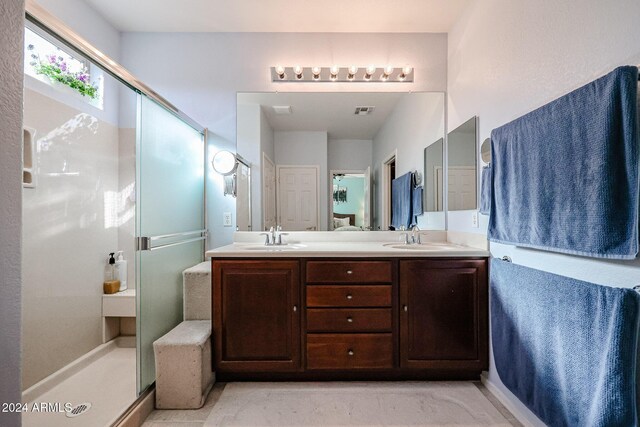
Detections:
22,343,136,427
142,382,523,427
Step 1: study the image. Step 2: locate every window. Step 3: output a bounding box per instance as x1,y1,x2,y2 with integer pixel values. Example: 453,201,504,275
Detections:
24,24,104,108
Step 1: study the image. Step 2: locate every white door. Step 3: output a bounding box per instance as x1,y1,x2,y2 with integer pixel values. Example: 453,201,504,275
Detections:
262,154,276,231
277,166,318,231
448,166,477,210
363,166,371,229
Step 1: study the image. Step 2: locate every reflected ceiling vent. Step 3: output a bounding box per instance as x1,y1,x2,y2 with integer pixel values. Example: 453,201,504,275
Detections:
354,106,375,116
272,105,292,115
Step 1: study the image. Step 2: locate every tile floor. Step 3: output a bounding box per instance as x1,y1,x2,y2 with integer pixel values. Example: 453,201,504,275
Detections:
142,382,523,427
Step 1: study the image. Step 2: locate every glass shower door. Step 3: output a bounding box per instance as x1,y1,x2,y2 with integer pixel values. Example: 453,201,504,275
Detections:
136,94,205,393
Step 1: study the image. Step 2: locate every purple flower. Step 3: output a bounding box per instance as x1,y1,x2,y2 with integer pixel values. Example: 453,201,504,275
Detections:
77,74,88,83
27,44,34,50
48,54,57,64
60,62,67,72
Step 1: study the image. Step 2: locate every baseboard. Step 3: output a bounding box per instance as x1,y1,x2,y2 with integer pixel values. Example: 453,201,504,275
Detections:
112,386,155,427
480,372,537,427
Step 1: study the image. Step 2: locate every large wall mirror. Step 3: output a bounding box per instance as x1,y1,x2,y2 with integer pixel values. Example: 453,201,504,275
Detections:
236,92,445,232
447,116,478,211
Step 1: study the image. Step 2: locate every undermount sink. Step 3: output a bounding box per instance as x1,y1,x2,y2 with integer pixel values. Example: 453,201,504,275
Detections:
241,244,307,251
382,242,459,250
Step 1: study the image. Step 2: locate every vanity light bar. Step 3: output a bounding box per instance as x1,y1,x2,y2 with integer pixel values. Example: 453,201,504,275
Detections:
271,66,413,83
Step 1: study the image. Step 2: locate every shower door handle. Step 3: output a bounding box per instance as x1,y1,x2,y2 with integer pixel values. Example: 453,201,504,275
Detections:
137,229,207,251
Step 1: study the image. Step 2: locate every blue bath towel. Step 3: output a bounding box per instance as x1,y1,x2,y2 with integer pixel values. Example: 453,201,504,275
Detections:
491,258,640,426
411,185,424,226
479,165,491,215
488,66,639,259
391,172,413,229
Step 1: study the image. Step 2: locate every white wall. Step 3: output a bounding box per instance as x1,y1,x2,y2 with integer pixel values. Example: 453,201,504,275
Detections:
372,92,445,230
328,139,373,171
0,1,24,425
36,0,120,61
119,32,448,247
447,1,640,424
274,131,329,230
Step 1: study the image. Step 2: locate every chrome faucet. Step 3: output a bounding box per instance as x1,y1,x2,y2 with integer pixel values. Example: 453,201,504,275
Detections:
398,226,422,245
412,225,422,244
260,226,288,246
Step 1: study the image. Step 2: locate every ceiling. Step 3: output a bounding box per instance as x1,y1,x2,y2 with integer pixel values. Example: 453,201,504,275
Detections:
83,0,471,33
238,92,407,140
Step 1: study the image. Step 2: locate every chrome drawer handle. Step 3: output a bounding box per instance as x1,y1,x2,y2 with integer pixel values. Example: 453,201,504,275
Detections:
403,305,408,312
347,317,353,323
346,270,353,275
347,349,354,356
346,294,353,300
293,305,297,312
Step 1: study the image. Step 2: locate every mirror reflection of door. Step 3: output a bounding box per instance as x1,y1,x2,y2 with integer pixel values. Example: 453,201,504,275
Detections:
447,116,478,211
235,162,252,230
330,170,371,230
424,138,444,212
262,153,276,231
277,165,318,231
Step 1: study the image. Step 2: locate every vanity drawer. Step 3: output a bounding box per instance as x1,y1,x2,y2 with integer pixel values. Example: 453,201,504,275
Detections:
306,261,392,284
306,285,392,307
307,308,392,332
307,333,393,370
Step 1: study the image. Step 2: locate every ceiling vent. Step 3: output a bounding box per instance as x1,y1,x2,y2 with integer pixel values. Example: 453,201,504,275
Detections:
272,105,292,115
354,106,375,116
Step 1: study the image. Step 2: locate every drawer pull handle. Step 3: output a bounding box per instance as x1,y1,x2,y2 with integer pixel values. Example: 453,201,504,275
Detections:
347,349,354,356
347,317,353,323
293,305,297,312
346,270,353,275
346,294,353,300
403,305,408,312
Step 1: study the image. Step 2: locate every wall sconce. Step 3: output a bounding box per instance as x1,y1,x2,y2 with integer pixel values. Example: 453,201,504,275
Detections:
271,65,414,83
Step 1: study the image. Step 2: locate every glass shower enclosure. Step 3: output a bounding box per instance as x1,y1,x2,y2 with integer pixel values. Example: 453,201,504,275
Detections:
136,95,205,392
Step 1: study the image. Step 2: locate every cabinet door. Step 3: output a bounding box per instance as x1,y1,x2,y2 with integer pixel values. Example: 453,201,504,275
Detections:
399,259,488,370
213,260,301,372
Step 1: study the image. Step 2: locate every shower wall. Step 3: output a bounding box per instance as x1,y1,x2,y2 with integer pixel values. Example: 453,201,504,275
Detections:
22,76,135,389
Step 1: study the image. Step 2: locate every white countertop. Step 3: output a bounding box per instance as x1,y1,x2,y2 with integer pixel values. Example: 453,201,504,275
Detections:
206,231,490,258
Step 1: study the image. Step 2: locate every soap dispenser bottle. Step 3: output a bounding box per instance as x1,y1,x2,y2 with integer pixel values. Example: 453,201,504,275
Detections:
103,252,121,294
115,250,128,291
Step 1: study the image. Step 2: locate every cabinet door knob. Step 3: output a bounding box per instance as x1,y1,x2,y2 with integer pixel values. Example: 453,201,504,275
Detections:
347,317,353,323
346,294,353,300
346,270,353,275
347,349,354,356
403,305,408,312
293,305,297,312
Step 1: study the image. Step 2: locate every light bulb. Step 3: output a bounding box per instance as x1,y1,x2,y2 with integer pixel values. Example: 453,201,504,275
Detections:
402,66,412,75
384,66,394,75
348,66,358,75
330,65,339,75
275,66,285,75
366,65,376,75
312,66,321,75
294,65,303,80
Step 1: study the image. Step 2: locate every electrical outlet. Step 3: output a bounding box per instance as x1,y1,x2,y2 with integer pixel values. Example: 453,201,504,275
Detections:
471,211,479,228
223,212,232,227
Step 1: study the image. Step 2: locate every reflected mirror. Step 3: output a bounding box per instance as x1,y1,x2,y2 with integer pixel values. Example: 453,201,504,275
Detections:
423,138,444,212
480,137,491,164
447,116,478,211
236,92,445,231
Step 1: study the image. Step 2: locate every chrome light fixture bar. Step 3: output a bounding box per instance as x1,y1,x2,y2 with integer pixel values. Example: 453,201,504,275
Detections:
271,66,413,83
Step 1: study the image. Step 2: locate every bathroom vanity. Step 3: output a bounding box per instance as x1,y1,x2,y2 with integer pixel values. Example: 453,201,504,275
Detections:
207,235,489,381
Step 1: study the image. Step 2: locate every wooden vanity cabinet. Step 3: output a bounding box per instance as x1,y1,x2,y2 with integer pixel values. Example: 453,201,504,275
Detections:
399,259,488,371
212,257,488,379
212,260,301,372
